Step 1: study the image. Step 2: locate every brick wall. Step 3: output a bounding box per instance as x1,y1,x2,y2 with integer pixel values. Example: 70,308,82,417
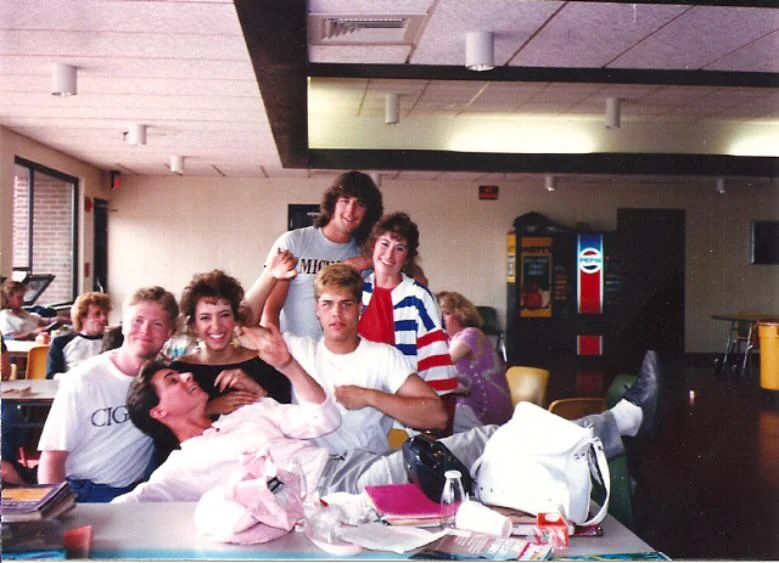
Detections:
13,175,74,304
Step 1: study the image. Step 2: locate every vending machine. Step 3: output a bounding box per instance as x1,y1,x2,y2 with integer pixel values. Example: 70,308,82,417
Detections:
506,213,622,390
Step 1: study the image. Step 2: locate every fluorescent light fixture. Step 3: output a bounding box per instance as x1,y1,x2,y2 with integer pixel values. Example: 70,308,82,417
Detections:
545,175,556,192
466,31,494,71
716,177,726,194
170,155,185,175
385,93,399,125
605,97,621,129
127,124,147,146
51,63,77,96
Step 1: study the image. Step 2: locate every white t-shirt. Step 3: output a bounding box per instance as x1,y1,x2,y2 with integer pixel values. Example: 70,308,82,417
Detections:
265,226,359,339
38,351,154,487
0,309,41,338
285,334,414,455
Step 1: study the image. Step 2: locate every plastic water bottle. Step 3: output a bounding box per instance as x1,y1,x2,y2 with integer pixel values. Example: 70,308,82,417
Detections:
440,469,466,529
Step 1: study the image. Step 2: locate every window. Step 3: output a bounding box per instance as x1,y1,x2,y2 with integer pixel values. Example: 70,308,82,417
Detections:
13,158,79,304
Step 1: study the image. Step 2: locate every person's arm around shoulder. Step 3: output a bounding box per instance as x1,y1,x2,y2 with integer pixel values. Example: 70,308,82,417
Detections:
38,450,68,483
335,373,447,431
244,242,297,327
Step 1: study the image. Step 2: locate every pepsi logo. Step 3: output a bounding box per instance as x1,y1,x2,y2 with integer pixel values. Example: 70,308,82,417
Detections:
579,247,602,274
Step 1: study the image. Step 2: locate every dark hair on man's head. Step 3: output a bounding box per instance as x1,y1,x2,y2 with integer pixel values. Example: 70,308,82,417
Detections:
364,212,420,274
179,270,246,330
314,171,384,245
314,263,363,303
127,359,179,448
124,286,179,328
71,292,112,332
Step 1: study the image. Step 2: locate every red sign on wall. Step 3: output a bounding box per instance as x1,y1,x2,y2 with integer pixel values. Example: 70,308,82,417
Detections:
479,185,499,200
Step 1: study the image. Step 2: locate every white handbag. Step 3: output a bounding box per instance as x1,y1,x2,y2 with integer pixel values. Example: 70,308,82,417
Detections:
470,401,610,526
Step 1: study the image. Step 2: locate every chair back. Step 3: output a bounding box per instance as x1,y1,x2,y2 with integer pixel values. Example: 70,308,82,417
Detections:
547,397,607,420
476,306,507,363
606,374,637,409
25,345,49,379
505,366,550,407
387,428,410,450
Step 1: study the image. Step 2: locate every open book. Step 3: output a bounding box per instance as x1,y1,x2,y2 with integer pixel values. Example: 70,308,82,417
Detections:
365,483,444,526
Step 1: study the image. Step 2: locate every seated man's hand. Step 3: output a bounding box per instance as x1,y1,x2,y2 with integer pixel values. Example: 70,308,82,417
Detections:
242,325,293,372
206,390,261,416
334,385,373,410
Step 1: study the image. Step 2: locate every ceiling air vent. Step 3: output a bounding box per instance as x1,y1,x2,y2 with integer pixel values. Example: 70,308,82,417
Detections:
309,15,426,44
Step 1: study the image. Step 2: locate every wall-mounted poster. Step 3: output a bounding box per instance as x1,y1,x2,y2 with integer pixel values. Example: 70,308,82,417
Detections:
519,237,552,318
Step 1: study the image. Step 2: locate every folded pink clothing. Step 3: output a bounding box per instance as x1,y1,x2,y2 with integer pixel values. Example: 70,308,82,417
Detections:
194,449,305,545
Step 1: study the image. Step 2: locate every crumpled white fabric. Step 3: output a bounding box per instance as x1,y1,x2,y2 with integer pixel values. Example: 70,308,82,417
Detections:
194,449,304,544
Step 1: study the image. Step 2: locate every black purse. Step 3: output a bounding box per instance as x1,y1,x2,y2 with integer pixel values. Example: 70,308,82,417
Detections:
402,433,473,502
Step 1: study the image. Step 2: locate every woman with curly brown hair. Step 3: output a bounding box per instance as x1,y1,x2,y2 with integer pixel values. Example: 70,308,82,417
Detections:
172,252,297,418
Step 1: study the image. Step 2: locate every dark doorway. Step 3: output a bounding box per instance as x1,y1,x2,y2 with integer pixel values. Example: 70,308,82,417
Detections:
614,208,685,371
93,198,109,293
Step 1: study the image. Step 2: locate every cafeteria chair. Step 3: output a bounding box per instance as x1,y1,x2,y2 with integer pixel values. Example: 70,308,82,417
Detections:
505,366,550,408
25,345,49,379
388,428,410,449
719,310,759,376
547,397,607,419
476,306,507,363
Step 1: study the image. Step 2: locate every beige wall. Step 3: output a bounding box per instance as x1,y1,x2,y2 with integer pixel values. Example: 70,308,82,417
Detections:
0,126,107,292
110,174,779,354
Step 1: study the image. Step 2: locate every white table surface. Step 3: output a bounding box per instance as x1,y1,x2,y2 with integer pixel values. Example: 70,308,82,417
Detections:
5,340,44,355
0,378,59,403
60,502,655,560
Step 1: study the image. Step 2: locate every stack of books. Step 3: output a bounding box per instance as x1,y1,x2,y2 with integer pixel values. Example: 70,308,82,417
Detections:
1,482,76,523
1,482,77,560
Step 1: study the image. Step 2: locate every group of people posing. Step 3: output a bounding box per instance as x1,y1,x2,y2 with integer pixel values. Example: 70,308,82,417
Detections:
1,170,660,508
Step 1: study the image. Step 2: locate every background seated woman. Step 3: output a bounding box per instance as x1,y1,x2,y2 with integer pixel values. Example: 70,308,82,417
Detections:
0,280,57,341
437,290,513,433
47,292,112,379
171,255,297,418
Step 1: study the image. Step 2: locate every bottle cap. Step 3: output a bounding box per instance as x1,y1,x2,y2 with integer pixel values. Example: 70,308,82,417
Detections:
444,470,462,479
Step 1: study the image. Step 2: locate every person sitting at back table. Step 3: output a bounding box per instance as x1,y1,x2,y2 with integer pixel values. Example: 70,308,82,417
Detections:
113,335,661,503
37,286,179,502
358,212,457,393
0,280,57,341
246,171,384,339
47,292,112,379
437,291,513,433
170,254,297,419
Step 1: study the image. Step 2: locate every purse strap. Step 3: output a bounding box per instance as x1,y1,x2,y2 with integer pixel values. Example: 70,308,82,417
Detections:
581,440,611,526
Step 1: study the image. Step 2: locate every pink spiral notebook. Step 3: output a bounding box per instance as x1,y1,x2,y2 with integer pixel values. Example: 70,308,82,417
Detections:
364,483,444,524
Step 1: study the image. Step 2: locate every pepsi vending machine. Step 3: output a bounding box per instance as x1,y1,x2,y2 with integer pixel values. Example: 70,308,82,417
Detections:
506,213,621,389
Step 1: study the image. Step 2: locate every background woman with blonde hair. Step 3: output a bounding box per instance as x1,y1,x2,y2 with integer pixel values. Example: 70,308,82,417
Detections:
437,290,513,432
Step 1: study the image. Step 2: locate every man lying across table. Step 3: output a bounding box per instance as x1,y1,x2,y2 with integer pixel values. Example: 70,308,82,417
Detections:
114,321,659,502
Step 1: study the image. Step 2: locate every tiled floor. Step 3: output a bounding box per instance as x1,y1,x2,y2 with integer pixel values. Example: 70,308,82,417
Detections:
625,365,779,559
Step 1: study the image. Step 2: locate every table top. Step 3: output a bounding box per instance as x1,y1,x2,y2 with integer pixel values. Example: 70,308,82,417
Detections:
59,502,654,560
0,378,59,403
5,340,46,355
711,312,779,323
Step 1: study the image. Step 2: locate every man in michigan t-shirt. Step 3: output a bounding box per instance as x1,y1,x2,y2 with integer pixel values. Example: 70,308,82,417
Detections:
246,171,383,339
